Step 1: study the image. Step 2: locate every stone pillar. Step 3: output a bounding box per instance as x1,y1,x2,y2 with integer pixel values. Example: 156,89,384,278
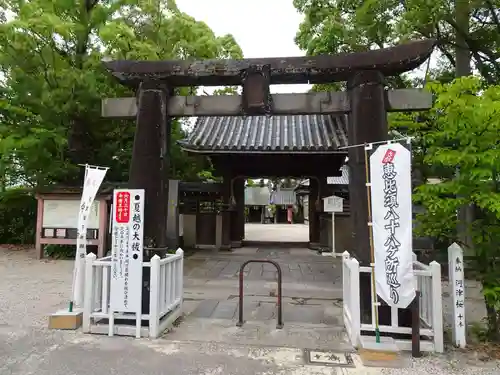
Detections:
308,178,320,246
347,71,389,325
129,82,170,250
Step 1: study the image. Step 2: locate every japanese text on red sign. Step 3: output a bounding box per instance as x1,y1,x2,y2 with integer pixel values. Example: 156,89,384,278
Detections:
115,192,130,223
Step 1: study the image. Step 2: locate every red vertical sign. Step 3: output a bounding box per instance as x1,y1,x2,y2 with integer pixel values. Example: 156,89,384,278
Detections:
115,192,131,223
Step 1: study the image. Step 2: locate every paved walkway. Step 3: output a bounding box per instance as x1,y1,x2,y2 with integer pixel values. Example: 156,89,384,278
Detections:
176,247,350,351
244,223,309,242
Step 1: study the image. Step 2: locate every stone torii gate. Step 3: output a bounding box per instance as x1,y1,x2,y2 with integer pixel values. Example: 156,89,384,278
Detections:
102,39,435,319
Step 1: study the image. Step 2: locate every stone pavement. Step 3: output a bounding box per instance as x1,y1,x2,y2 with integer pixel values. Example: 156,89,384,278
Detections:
173,247,351,353
244,223,309,243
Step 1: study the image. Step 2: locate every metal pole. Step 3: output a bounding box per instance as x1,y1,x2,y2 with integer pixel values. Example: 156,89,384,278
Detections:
276,263,283,329
237,264,244,327
412,291,422,357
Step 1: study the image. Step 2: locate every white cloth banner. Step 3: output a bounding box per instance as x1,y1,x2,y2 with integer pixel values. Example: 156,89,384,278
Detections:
72,165,108,305
369,143,415,309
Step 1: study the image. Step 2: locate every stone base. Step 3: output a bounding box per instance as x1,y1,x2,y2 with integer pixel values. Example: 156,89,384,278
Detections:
48,309,83,330
358,336,407,368
359,335,399,352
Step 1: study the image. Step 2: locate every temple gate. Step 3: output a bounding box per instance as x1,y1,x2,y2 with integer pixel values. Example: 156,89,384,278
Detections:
101,39,435,321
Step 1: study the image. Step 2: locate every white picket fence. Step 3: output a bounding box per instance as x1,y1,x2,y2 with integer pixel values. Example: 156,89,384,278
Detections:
342,251,444,353
82,249,184,338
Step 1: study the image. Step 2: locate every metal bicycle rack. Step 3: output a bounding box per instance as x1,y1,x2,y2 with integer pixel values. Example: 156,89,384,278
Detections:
236,259,283,329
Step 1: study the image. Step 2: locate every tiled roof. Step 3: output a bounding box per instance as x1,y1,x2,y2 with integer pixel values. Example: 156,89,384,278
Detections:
328,165,349,185
179,115,348,153
298,165,350,187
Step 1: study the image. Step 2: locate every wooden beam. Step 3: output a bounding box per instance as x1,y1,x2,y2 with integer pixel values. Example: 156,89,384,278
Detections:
103,39,436,87
101,89,432,118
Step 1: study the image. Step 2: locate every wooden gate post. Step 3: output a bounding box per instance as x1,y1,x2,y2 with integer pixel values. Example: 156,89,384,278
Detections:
221,172,232,250
308,177,320,247
129,82,171,314
129,82,170,249
347,71,388,324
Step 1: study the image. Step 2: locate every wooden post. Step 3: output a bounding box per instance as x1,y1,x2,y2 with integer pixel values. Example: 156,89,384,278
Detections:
97,198,109,258
235,177,245,243
230,177,244,245
128,82,170,250
331,212,336,254
308,178,319,246
318,176,328,246
347,71,389,324
35,197,44,259
221,173,232,250
166,180,180,249
128,82,171,315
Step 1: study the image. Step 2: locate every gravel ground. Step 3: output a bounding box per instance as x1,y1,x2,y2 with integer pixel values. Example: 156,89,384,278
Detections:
0,248,73,327
1,247,499,375
380,352,500,375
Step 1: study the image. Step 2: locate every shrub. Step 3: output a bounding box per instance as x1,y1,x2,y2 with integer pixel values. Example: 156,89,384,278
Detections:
0,188,37,244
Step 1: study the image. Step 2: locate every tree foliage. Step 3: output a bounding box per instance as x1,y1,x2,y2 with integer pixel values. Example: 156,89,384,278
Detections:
411,77,500,340
294,0,500,83
0,0,242,187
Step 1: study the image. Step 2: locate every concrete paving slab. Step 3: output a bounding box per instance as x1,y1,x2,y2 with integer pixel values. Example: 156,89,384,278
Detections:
211,301,238,320
283,305,325,324
245,223,309,243
253,302,277,320
0,326,353,375
165,317,352,351
190,299,219,318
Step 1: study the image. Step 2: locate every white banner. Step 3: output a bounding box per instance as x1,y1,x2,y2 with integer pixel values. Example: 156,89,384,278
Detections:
369,143,415,309
72,165,108,305
110,189,145,313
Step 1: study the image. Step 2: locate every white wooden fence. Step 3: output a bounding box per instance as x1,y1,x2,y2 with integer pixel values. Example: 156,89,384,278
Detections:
82,249,184,338
342,251,444,353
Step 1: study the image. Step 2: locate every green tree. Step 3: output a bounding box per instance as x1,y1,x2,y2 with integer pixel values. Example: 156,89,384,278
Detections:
0,0,242,187
414,76,500,340
294,0,500,84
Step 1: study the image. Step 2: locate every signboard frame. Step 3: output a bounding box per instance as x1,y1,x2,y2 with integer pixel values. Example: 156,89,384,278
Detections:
110,189,145,313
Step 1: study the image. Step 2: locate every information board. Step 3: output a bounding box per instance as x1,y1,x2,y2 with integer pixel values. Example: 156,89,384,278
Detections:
110,189,145,313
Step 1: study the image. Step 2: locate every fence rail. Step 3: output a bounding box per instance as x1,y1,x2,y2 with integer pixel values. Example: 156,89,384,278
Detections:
83,249,184,338
342,251,444,353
